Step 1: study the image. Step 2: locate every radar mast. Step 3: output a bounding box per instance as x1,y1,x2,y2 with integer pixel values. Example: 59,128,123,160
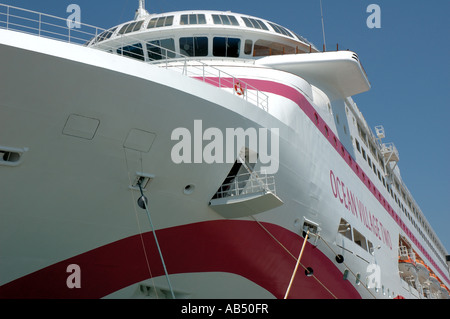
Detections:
135,0,149,20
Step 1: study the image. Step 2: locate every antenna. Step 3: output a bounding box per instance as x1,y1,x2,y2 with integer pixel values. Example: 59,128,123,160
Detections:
320,0,327,51
135,0,149,20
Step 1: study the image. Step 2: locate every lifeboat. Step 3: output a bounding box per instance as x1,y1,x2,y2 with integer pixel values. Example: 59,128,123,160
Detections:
427,273,440,293
440,285,450,299
415,259,430,284
398,257,417,280
398,244,417,281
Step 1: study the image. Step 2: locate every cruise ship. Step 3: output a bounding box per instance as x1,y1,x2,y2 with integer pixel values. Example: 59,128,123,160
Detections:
0,1,449,299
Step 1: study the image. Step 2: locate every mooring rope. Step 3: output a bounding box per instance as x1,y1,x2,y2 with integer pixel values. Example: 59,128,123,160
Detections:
136,180,176,299
250,216,337,299
284,230,309,299
124,149,160,298
317,235,377,299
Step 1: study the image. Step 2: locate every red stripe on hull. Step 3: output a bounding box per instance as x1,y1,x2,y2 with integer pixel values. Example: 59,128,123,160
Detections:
197,76,450,286
0,220,360,299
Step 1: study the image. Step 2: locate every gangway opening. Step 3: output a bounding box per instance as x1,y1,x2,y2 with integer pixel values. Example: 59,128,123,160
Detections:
209,151,283,218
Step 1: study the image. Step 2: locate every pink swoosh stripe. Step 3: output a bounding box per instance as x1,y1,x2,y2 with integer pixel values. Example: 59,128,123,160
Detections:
0,220,360,299
199,76,450,286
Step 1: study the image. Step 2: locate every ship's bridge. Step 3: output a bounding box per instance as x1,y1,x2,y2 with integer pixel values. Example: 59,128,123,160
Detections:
88,10,319,62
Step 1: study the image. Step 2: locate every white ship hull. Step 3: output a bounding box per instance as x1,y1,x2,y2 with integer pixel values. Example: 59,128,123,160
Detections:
1,6,449,299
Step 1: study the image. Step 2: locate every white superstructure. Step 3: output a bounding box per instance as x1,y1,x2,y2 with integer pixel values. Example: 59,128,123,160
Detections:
0,3,449,299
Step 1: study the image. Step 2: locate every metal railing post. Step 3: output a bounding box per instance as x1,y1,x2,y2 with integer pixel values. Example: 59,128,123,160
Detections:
6,5,9,30
0,4,272,111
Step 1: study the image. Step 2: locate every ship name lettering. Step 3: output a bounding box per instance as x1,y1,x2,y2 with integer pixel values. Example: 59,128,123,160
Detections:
330,170,392,250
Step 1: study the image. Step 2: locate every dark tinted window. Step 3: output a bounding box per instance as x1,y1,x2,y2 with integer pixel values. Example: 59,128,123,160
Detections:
117,43,144,61
179,37,208,56
213,37,240,58
147,39,176,60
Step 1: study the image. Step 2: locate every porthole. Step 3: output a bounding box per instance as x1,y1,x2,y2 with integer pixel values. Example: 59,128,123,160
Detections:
183,184,195,195
2,151,20,163
0,146,27,167
305,267,314,277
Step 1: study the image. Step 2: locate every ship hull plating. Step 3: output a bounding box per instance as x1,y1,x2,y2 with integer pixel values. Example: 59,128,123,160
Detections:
0,29,445,299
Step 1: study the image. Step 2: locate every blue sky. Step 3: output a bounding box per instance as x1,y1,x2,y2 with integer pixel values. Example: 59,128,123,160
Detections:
3,0,449,253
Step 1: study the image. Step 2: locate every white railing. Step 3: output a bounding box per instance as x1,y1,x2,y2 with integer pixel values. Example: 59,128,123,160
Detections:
214,171,277,199
381,142,399,156
159,60,269,111
0,4,103,44
0,3,269,112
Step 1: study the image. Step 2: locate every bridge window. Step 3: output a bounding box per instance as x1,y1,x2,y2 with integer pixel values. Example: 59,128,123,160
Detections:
213,37,240,58
212,14,239,26
253,39,295,56
147,16,174,29
93,27,117,44
180,14,206,25
241,17,269,30
147,39,176,60
268,22,294,38
117,43,144,61
118,20,144,35
179,37,208,57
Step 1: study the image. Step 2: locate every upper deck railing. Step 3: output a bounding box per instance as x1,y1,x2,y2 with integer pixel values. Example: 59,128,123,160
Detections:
212,170,277,199
0,4,269,112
